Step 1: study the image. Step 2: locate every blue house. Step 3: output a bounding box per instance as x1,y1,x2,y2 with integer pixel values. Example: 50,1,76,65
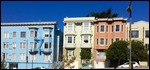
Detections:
1,22,62,69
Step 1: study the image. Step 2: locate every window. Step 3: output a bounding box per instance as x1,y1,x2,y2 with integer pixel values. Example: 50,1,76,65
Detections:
45,42,48,48
2,53,8,60
20,42,26,49
68,36,72,43
84,23,89,31
116,38,120,41
45,30,49,37
100,38,104,45
131,30,139,38
112,25,114,32
20,32,26,38
49,43,51,48
111,38,113,44
49,31,52,37
30,31,34,38
106,39,108,45
12,42,16,49
4,32,9,38
30,54,36,60
84,35,88,43
100,25,104,32
3,42,9,48
145,30,149,38
44,55,50,60
13,32,16,38
122,25,123,32
97,51,106,58
67,50,74,56
12,53,16,60
68,24,73,31
97,26,99,32
96,39,99,46
35,31,37,38
30,42,34,49
106,25,108,32
116,25,120,32
20,53,25,60
145,44,149,50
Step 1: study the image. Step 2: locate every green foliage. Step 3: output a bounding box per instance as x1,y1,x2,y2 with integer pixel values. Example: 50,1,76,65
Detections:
86,8,119,18
1,59,6,69
105,40,129,62
131,40,148,61
106,40,148,66
80,49,91,59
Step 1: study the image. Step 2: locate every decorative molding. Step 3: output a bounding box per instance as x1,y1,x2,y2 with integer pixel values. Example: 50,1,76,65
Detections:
75,22,82,25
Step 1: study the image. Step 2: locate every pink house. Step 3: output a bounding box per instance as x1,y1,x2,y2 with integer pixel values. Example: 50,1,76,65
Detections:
93,18,127,68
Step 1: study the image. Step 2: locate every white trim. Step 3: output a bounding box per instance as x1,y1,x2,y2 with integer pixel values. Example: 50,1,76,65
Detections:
100,37,105,46
100,25,105,33
121,25,124,33
111,25,114,33
111,38,114,45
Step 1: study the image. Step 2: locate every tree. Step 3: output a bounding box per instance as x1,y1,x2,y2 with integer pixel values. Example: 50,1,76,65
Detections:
1,59,6,69
80,48,91,59
105,40,129,67
59,55,76,69
86,8,119,18
105,40,148,68
131,40,148,62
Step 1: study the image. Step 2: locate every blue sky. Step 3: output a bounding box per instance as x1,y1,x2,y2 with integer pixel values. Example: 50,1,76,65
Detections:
1,1,149,31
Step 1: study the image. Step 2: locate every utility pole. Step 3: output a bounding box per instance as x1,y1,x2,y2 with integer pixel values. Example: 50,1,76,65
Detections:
126,1,132,69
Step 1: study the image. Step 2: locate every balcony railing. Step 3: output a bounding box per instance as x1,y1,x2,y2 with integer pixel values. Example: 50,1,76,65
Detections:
64,43,76,48
29,48,38,54
42,49,52,54
80,43,92,48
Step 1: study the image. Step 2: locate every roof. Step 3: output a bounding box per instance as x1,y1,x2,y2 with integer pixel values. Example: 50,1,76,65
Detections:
1,22,57,26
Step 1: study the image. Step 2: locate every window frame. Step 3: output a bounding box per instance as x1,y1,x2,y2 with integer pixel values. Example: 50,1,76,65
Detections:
20,32,26,38
100,38,105,46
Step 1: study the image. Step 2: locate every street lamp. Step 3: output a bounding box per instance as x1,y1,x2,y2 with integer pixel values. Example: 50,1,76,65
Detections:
126,1,132,69
24,40,28,69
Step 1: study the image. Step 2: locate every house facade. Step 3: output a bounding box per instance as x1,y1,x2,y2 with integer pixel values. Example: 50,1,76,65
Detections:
126,21,149,49
1,22,62,69
93,18,127,68
63,17,95,69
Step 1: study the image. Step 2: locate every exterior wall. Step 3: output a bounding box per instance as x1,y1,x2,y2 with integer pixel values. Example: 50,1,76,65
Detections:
1,22,61,69
63,17,95,69
126,21,149,46
94,18,127,68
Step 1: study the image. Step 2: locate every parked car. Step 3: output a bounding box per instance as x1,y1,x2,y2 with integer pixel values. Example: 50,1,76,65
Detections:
33,66,46,69
117,61,140,68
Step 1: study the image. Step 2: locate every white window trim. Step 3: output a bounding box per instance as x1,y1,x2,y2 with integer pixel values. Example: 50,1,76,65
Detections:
100,25,105,33
115,24,121,33
44,29,49,38
83,35,89,44
145,30,149,38
67,36,73,44
100,37,105,46
12,53,16,60
83,23,90,31
12,42,16,49
67,23,74,31
3,42,9,49
13,32,16,38
4,32,9,38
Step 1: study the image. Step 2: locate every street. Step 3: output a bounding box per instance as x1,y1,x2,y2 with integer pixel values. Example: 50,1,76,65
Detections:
94,66,149,69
